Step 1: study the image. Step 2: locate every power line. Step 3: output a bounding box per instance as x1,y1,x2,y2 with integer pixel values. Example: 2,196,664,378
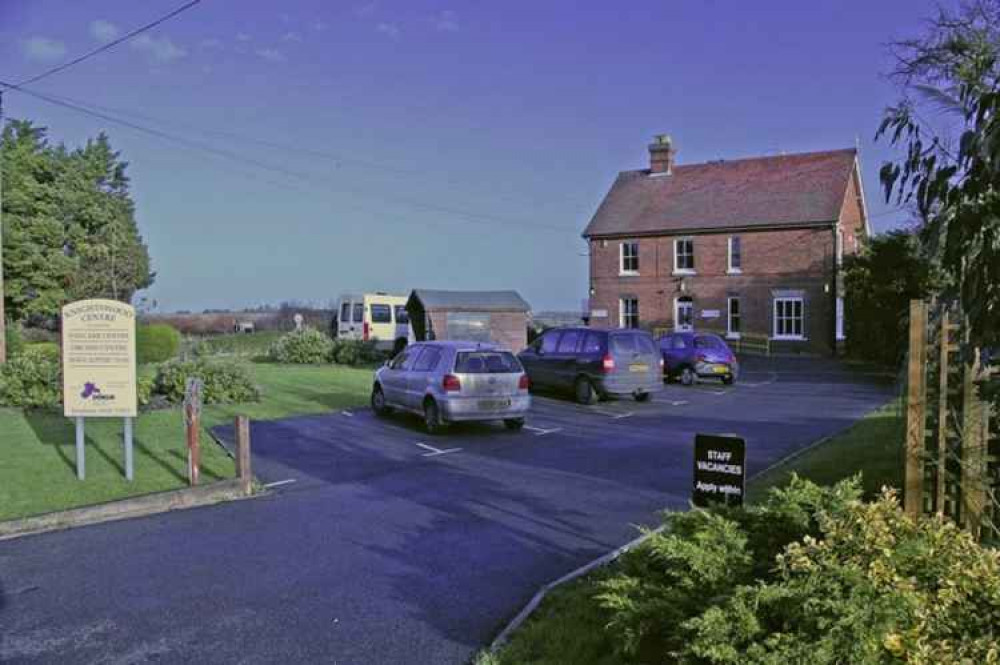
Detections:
9,0,202,88
1,80,582,235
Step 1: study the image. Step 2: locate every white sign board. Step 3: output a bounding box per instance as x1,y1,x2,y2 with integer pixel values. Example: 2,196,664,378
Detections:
62,299,138,418
591,309,609,318
701,309,721,319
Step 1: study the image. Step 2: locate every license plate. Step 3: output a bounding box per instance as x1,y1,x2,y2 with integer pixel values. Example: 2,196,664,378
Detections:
712,365,728,374
629,364,649,373
478,398,511,410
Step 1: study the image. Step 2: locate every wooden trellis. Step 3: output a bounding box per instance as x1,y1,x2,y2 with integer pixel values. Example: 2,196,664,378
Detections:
906,300,999,542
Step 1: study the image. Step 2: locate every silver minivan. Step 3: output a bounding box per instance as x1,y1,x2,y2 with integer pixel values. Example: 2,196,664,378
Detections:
371,341,531,434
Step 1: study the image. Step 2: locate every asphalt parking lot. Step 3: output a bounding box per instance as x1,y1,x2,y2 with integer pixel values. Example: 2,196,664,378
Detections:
0,357,895,665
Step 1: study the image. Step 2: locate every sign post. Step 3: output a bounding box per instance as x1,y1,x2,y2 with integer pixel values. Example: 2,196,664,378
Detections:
62,299,138,481
692,433,746,508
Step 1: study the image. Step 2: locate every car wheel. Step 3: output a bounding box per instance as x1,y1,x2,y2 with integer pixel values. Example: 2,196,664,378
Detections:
504,418,525,431
634,391,650,402
371,385,391,416
575,377,597,405
424,399,445,435
680,367,695,386
722,375,734,386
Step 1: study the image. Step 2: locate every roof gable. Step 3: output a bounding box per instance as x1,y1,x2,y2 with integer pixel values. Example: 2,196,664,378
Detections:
582,148,858,237
408,289,530,312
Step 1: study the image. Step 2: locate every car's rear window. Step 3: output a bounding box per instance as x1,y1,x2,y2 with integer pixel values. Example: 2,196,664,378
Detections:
371,304,392,323
695,336,723,349
611,333,654,355
455,351,522,374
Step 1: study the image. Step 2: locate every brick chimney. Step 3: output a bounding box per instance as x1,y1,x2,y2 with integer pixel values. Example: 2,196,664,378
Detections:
648,134,676,175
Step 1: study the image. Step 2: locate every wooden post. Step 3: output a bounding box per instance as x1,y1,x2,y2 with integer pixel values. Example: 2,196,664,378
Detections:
936,310,952,518
905,300,927,517
235,415,252,496
184,378,202,487
961,350,987,538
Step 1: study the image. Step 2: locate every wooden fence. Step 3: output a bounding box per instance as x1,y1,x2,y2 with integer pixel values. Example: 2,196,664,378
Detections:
905,299,999,542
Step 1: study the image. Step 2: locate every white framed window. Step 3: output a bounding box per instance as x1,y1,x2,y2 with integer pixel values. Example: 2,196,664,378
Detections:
619,297,639,329
836,229,844,266
728,236,742,273
674,238,695,274
620,241,639,275
773,297,805,340
836,297,845,340
727,297,741,339
674,297,694,332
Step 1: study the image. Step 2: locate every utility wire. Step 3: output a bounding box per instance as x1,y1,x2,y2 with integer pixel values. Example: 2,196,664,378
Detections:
1,80,582,235
8,0,202,88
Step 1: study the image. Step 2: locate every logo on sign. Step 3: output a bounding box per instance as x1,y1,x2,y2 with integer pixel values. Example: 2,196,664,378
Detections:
81,382,115,401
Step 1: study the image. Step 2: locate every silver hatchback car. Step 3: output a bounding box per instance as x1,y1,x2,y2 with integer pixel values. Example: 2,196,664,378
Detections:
371,341,531,434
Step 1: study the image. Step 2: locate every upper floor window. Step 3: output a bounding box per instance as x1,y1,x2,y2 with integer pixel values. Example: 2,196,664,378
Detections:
728,236,742,273
620,241,639,274
674,238,695,273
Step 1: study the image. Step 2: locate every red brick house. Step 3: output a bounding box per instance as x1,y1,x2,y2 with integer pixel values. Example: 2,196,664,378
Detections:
582,136,870,355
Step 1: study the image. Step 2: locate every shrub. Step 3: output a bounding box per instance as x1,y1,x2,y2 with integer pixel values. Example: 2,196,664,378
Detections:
137,323,181,364
330,338,386,366
4,322,25,359
268,328,334,364
0,345,62,408
137,375,154,407
153,358,260,404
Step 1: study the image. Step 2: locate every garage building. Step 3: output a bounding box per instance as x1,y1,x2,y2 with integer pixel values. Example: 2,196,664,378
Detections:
406,289,531,352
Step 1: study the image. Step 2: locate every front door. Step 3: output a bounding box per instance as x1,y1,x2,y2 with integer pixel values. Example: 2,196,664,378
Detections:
675,298,694,332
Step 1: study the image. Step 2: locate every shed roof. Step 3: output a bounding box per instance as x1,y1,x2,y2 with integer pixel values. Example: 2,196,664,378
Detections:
582,148,858,237
408,289,530,312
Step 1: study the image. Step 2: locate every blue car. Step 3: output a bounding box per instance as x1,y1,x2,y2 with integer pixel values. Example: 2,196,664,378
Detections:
659,332,738,386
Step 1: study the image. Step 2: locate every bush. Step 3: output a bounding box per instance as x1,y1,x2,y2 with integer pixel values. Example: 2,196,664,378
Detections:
153,358,260,404
137,375,154,407
268,328,334,364
4,322,25,359
0,345,62,408
594,476,1000,665
330,338,386,366
137,323,181,364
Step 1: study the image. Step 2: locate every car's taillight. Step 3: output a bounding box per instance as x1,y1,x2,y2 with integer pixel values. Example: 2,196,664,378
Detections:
518,374,530,390
363,321,370,341
442,374,461,392
601,354,615,372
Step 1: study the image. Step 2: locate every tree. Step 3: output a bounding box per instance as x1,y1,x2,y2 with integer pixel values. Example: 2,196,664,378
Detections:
1,120,153,325
843,230,942,366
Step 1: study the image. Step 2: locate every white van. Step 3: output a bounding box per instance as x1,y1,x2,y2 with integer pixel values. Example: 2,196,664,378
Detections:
336,293,413,351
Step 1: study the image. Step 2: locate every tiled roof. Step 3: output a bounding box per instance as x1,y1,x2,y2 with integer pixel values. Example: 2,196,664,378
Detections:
582,148,857,237
408,289,531,312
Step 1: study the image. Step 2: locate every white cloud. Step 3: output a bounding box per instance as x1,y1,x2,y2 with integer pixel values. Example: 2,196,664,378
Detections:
236,32,251,42
281,31,302,42
130,34,187,63
435,10,459,32
376,22,400,38
22,37,66,62
90,19,120,44
200,38,223,49
255,48,286,63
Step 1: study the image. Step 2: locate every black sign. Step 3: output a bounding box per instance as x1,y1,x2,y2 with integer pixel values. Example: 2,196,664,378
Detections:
693,434,746,508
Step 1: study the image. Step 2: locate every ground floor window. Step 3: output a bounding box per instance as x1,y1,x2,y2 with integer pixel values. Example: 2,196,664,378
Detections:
773,297,804,339
727,297,741,338
836,297,845,341
619,297,639,329
674,297,694,331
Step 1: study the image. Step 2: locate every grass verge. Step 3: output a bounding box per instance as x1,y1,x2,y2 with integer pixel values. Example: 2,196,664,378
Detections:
0,363,371,522
481,400,905,665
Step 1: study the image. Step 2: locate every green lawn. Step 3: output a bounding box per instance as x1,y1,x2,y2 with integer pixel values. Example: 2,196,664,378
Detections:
0,363,372,522
481,400,906,665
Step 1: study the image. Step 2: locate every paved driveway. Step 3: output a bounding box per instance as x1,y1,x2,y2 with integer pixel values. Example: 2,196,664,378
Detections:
0,357,894,664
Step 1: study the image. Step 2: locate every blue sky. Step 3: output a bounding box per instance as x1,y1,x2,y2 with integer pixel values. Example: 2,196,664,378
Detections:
1,0,936,312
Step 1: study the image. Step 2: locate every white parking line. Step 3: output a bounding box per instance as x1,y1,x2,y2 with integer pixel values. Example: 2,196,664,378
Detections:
341,410,354,417
415,442,463,457
264,479,297,488
612,411,635,420
524,425,563,436
670,400,689,406
739,372,779,388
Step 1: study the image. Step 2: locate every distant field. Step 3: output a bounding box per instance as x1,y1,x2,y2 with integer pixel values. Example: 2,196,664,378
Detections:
0,363,372,522
183,330,284,358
